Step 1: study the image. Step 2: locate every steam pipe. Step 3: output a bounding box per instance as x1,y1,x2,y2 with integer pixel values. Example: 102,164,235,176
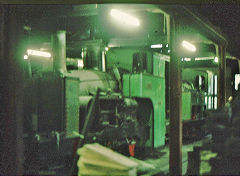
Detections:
52,30,67,73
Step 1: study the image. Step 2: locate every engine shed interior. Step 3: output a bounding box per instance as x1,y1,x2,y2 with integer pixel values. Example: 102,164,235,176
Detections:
0,4,239,176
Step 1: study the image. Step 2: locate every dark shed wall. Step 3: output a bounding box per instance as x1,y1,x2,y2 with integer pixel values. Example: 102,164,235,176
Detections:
0,5,24,175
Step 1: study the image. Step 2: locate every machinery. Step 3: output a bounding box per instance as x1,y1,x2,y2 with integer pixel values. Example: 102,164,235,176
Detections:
23,31,145,175
23,30,168,174
20,4,220,175
181,70,208,138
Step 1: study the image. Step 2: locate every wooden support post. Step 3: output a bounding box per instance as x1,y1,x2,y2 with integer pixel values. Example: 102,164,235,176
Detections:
217,45,226,108
0,5,24,175
169,17,182,175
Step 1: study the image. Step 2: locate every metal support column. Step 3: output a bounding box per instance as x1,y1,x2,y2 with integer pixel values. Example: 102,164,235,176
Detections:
169,17,182,175
217,45,226,108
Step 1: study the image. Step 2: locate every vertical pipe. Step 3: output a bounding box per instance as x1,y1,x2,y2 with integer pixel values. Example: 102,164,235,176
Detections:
169,16,182,175
52,30,67,74
217,45,226,108
102,50,106,72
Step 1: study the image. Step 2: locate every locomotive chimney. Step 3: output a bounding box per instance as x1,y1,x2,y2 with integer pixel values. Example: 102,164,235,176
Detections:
84,45,101,71
52,30,67,73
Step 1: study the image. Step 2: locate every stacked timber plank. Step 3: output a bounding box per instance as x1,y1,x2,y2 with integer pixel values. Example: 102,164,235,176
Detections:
77,143,138,176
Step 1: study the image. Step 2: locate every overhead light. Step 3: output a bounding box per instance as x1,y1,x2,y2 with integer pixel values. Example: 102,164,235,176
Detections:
24,55,28,60
27,49,51,58
214,57,218,63
195,56,214,61
110,9,140,27
181,40,196,52
184,57,191,61
151,44,162,48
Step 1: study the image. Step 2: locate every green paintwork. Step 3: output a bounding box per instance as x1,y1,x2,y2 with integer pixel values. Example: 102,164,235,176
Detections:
107,48,166,148
182,92,192,120
106,48,153,74
153,53,166,78
123,73,166,147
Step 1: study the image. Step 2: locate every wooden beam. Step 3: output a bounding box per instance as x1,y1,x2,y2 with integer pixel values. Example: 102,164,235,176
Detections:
169,16,182,175
0,5,24,175
217,45,226,108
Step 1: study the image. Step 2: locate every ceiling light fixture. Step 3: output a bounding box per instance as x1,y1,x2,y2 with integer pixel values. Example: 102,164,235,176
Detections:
27,49,51,58
181,40,196,52
110,9,140,27
151,44,163,48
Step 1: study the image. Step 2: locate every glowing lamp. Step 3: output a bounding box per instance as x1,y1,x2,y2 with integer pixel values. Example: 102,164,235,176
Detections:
24,55,28,60
27,49,51,58
182,40,196,52
110,9,140,27
151,44,163,48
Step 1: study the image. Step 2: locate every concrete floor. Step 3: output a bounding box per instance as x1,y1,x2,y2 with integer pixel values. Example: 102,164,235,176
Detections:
139,137,210,175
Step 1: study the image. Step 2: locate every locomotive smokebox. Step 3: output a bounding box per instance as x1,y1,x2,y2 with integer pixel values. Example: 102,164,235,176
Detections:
52,30,67,74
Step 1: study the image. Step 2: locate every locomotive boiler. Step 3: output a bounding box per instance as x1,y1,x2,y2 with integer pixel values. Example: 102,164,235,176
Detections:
23,31,145,175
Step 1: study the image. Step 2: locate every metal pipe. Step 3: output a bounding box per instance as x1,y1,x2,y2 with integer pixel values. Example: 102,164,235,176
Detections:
52,30,67,73
102,50,106,72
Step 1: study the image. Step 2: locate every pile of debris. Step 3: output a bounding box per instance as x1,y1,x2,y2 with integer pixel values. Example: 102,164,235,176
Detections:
77,143,157,176
77,143,138,176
